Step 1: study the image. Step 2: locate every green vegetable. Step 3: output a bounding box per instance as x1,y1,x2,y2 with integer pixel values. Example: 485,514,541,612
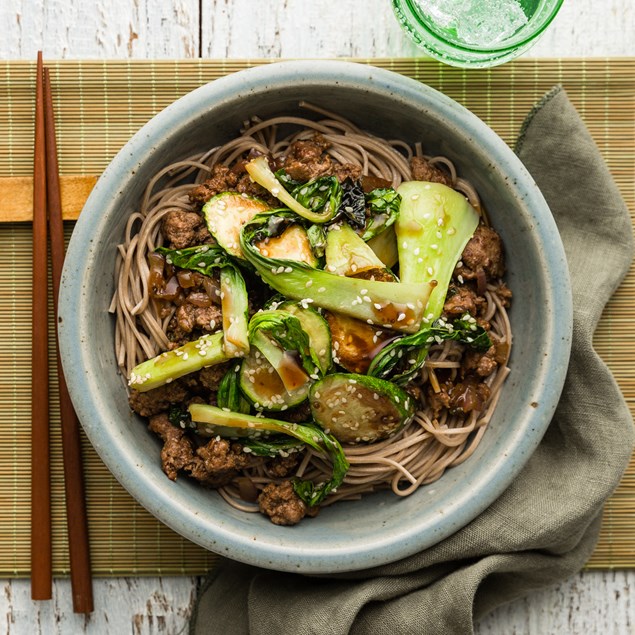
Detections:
157,245,250,357
363,181,480,383
239,349,311,411
240,210,432,332
217,363,251,414
249,310,321,381
188,404,350,506
241,436,305,457
238,308,324,410
245,156,339,223
368,314,492,384
395,181,479,319
276,301,332,374
309,373,415,444
290,175,342,218
128,332,228,392
325,223,394,279
361,188,401,240
368,225,398,268
201,192,270,259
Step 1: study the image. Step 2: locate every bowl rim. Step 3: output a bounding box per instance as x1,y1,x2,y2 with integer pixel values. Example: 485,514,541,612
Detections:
59,59,572,573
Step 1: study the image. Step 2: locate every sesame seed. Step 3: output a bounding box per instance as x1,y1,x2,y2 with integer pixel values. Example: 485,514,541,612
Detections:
411,194,419,200
305,280,313,288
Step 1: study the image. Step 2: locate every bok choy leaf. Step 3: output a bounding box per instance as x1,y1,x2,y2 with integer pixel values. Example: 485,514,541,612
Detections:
240,210,433,332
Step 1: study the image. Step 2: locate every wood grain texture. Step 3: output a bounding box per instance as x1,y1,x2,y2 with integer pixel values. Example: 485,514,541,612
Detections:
1,0,634,632
0,0,199,59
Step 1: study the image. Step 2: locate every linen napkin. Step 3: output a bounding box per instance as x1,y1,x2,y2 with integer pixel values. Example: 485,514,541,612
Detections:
190,87,634,635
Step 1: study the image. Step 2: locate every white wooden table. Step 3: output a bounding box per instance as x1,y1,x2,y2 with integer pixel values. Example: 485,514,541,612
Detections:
2,1,634,632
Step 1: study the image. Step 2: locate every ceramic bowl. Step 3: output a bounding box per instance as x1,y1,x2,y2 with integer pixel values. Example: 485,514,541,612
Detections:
59,60,572,573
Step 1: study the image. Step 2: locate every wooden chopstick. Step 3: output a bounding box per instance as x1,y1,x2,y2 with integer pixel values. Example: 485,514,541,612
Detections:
44,66,94,614
31,51,52,602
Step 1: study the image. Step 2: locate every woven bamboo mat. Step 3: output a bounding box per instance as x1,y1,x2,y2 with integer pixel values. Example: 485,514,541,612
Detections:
0,59,633,577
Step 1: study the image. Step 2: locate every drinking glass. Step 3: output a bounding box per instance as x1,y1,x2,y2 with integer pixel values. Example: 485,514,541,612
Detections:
393,0,564,68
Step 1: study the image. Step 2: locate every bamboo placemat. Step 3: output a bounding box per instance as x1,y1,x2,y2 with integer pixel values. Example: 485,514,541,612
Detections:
0,59,633,577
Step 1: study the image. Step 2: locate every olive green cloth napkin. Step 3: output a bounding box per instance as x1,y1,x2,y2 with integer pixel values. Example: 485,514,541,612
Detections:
190,87,634,635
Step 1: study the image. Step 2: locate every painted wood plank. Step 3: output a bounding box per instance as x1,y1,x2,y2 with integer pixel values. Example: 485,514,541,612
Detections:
2,577,198,634
201,0,635,58
0,0,200,59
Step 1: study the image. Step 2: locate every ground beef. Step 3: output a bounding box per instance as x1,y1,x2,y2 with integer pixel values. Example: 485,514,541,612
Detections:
189,164,239,206
443,284,485,317
147,413,249,486
457,224,505,281
172,303,223,335
234,172,278,204
410,156,452,186
332,163,363,183
266,453,303,478
161,210,211,249
188,162,279,209
281,135,333,182
495,281,513,307
199,361,233,392
258,480,307,526
129,380,190,418
426,377,491,418
463,346,499,378
148,413,195,480
188,438,249,488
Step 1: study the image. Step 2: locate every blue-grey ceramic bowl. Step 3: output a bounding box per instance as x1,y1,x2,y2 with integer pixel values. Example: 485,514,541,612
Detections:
59,60,572,573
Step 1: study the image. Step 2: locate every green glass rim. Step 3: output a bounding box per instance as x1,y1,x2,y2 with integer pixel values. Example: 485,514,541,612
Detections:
397,0,565,55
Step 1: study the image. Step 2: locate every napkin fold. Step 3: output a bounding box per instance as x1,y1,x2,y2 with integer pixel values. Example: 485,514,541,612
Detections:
191,87,634,635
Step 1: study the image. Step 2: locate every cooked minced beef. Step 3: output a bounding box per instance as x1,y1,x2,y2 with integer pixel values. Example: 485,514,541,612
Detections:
129,380,190,418
463,340,510,379
266,453,303,478
199,362,233,391
148,413,249,486
172,303,222,335
280,135,333,182
148,413,195,480
258,481,307,526
410,156,453,186
426,377,491,418
161,210,212,249
188,438,249,487
457,224,505,281
443,284,485,317
189,163,276,208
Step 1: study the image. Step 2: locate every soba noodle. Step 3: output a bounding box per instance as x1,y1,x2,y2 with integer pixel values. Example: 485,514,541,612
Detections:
112,103,511,514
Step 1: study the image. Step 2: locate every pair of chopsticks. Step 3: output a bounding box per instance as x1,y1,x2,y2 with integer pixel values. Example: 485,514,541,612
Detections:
31,52,94,614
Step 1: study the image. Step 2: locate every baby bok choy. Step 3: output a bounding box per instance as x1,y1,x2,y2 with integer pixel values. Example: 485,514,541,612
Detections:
366,181,481,384
245,156,340,224
188,404,350,507
368,314,492,384
128,332,228,392
238,307,327,411
156,244,250,357
240,210,433,332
